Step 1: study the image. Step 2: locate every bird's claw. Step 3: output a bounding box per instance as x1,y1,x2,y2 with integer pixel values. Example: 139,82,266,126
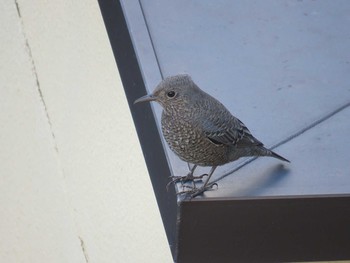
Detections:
176,182,219,198
166,173,208,191
166,176,189,191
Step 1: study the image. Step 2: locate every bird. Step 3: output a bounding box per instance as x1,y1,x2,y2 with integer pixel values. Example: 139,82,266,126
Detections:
134,74,289,198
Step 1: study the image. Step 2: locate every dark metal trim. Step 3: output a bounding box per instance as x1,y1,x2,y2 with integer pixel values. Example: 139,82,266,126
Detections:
177,195,350,263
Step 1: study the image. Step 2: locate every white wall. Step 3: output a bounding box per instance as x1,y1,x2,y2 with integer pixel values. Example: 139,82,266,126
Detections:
0,0,172,262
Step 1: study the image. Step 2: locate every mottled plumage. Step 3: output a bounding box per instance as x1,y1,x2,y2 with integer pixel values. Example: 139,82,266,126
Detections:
135,74,289,197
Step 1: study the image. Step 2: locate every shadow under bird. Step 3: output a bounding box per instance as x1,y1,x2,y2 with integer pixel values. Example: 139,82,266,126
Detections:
134,74,289,198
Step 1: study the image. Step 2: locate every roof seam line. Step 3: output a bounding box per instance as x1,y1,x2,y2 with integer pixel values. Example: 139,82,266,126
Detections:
270,100,350,150
138,0,164,80
213,100,350,183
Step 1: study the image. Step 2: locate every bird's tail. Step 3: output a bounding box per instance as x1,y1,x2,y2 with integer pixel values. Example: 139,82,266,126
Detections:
269,150,290,163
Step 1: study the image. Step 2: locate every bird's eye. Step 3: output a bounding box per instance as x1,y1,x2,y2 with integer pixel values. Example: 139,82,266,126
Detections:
167,91,176,98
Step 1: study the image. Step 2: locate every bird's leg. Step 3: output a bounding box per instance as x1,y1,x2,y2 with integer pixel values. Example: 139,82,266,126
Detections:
166,165,208,191
177,166,218,197
190,166,218,197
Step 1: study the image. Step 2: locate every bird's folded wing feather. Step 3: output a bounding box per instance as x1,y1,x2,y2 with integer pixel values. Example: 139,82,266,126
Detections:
200,116,263,147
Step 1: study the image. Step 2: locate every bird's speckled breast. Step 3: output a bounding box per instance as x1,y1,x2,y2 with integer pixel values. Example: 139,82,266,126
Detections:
161,111,230,166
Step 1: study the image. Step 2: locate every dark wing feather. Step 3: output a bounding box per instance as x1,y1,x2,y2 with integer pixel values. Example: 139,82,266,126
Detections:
201,115,263,147
192,92,263,147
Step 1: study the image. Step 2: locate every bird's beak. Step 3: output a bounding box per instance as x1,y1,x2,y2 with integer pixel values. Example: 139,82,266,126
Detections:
134,94,156,104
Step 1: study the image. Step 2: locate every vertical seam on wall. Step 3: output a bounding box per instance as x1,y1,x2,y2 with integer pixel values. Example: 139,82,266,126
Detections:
14,0,59,154
14,2,91,261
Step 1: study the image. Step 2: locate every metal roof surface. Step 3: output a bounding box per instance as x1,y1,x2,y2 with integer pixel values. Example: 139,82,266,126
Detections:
122,0,350,197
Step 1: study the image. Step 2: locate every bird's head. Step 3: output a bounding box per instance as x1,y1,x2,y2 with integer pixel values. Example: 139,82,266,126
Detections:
134,74,201,111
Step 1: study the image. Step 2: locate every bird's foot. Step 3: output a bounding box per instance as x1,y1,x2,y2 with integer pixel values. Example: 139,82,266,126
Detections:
166,173,208,191
176,182,218,198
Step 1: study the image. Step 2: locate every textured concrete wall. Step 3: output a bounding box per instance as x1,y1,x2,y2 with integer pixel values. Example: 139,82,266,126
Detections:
0,0,171,262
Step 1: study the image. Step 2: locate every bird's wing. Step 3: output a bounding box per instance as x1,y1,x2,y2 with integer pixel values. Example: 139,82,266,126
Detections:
201,115,263,147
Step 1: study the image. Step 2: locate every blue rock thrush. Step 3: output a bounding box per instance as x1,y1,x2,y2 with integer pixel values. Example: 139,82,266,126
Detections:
134,74,289,197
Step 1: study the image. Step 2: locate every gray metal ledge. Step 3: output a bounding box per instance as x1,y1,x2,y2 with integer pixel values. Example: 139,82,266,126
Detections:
122,0,350,198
